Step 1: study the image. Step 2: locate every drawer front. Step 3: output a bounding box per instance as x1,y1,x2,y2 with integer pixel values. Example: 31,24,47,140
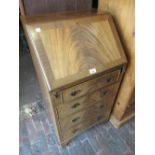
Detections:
57,83,119,119
61,113,108,141
59,99,114,132
62,69,121,102
59,106,96,130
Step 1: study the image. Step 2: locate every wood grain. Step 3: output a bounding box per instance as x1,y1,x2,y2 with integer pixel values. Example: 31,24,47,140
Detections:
62,69,121,102
21,22,63,143
110,113,135,128
21,11,128,145
20,0,93,16
61,109,110,141
39,20,121,80
60,106,97,130
57,83,119,119
22,13,127,91
98,0,135,124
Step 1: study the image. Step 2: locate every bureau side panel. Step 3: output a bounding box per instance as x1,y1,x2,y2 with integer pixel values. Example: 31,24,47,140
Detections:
21,22,63,143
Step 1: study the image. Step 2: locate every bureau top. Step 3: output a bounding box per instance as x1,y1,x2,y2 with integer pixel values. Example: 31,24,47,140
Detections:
21,11,127,91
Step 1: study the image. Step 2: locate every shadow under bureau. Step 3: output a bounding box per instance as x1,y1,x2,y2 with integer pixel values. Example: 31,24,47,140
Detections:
21,11,128,145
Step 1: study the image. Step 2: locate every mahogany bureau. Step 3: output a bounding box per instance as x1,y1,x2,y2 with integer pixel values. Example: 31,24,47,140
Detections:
21,11,128,145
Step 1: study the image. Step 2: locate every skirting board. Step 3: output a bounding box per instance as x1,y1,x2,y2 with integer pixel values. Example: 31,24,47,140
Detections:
110,112,135,128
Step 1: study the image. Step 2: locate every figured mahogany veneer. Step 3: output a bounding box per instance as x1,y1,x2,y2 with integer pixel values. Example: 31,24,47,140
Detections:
21,11,127,145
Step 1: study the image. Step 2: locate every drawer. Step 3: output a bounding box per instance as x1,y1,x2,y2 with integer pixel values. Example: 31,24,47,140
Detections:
59,100,111,132
62,69,121,102
61,112,108,141
57,83,119,119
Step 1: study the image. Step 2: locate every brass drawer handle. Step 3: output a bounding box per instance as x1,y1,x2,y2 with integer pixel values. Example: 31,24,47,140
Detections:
70,90,81,96
72,117,80,123
106,76,114,83
71,103,80,109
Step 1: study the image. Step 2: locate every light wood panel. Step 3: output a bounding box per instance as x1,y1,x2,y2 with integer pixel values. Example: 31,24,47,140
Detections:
22,13,127,91
21,11,128,145
98,0,135,125
39,20,121,80
21,23,63,143
20,0,93,16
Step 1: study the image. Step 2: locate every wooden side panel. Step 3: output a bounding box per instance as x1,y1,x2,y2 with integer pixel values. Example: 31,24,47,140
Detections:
98,0,135,121
20,21,64,144
20,0,93,16
122,89,135,119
